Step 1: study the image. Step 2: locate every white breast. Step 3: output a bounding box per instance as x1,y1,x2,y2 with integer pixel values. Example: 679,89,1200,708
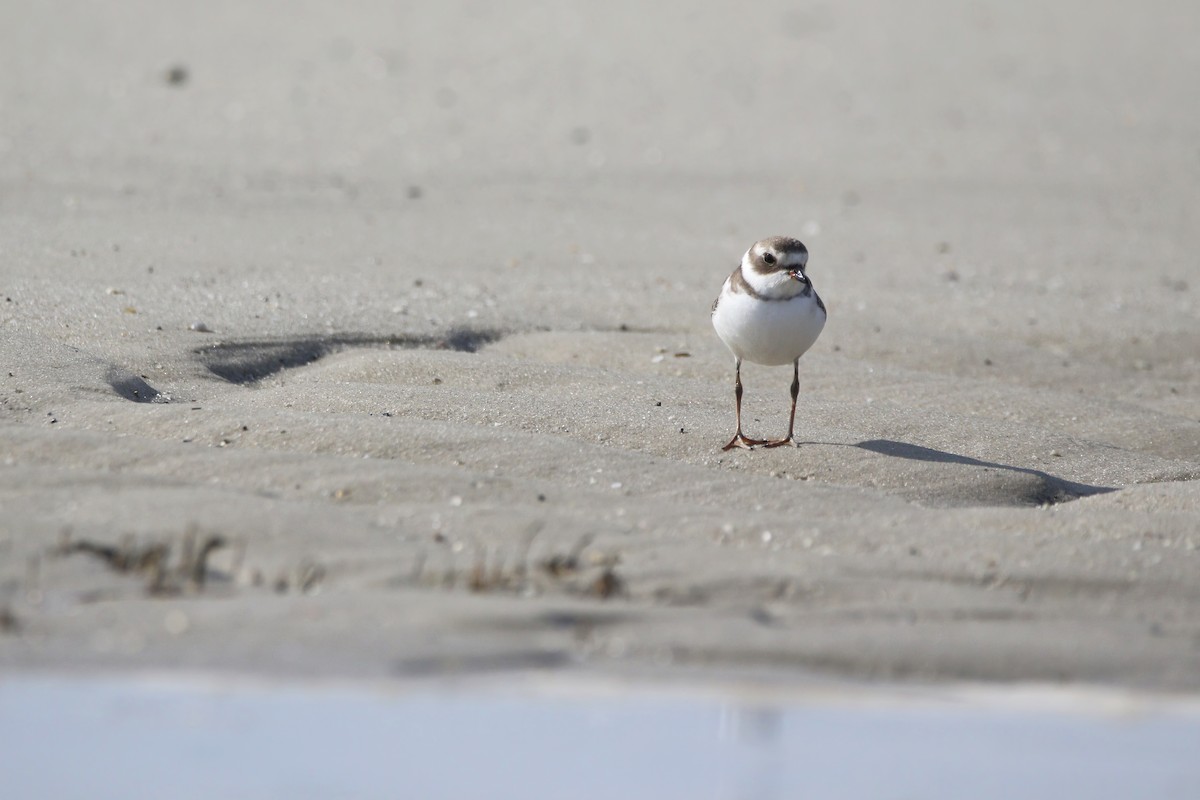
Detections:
712,282,826,366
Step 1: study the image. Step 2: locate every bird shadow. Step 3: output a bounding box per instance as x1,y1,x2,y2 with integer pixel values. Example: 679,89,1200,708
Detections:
859,438,1116,504
807,439,1116,506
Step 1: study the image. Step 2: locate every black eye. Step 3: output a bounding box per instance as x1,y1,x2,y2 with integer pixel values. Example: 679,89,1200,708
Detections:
762,252,776,265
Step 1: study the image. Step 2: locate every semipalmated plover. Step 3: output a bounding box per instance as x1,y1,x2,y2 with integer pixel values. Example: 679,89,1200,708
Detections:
711,237,826,450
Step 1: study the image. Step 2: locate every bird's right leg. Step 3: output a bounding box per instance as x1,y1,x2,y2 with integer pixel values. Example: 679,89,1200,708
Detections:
722,358,767,450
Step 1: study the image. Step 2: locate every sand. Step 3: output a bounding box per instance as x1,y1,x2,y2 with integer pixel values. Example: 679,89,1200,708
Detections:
1,0,1198,691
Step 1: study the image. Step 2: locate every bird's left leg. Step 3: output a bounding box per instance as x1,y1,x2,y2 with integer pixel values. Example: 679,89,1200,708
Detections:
765,359,801,448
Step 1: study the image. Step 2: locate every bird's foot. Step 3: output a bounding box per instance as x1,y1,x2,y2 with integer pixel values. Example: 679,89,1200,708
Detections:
763,436,798,448
722,432,768,450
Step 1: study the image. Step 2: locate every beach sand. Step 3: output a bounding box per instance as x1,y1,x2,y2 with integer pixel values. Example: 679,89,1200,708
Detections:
1,0,1198,690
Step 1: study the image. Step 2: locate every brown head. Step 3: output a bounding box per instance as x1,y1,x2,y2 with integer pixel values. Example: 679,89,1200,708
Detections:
738,237,812,299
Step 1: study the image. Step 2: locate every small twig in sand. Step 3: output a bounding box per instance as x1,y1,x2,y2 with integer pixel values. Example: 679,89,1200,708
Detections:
540,533,594,578
187,535,228,590
395,526,628,602
587,566,627,600
57,529,228,596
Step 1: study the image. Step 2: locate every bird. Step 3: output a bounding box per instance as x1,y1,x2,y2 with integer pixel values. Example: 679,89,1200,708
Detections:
711,237,827,450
